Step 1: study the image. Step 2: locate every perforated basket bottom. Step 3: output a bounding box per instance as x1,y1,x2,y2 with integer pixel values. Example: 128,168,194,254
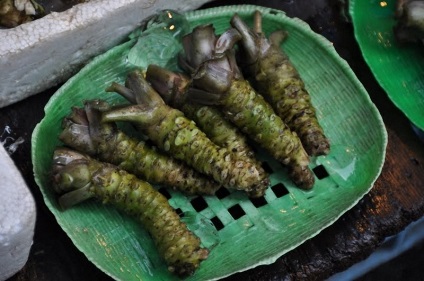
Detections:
32,5,387,281
165,147,334,238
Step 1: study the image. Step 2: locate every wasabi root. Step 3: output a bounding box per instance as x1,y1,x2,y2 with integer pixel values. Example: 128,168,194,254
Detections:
230,11,330,156
179,24,315,189
146,64,257,162
104,70,270,197
59,100,220,196
51,147,208,276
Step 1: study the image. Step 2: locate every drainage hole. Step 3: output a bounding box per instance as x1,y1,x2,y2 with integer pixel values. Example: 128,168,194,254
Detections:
228,204,246,220
215,187,231,199
271,183,289,198
313,165,329,180
190,196,208,212
250,196,268,208
211,216,225,231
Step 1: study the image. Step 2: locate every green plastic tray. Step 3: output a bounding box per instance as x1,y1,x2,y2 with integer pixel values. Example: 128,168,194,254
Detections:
350,0,424,131
32,5,387,281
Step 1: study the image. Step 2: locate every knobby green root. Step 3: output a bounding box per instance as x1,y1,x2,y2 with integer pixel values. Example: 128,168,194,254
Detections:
51,148,209,276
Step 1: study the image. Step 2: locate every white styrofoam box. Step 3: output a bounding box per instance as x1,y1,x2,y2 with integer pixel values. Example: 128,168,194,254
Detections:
0,0,214,108
0,143,36,281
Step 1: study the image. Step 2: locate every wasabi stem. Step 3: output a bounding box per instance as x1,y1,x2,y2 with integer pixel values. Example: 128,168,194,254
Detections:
230,11,330,156
146,64,257,162
104,70,270,198
179,24,315,189
59,100,220,196
51,147,208,276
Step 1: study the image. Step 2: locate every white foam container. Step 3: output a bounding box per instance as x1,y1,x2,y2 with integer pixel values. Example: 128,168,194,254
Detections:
0,0,214,108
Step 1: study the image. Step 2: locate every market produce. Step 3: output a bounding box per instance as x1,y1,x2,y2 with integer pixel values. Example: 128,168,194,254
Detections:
179,24,315,189
28,5,389,281
104,70,270,197
51,147,208,276
146,64,257,162
59,100,220,195
230,11,330,156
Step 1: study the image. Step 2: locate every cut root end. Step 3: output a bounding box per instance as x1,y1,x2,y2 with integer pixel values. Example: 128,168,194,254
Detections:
288,165,315,190
167,248,209,277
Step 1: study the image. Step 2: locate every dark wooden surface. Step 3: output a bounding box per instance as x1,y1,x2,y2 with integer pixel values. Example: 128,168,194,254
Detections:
3,0,424,280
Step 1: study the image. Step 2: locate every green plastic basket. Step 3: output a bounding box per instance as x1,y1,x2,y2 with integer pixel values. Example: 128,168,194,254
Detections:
350,0,424,131
32,5,387,281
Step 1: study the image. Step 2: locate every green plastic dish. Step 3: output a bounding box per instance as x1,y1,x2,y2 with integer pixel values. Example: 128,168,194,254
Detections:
32,5,387,281
350,0,424,131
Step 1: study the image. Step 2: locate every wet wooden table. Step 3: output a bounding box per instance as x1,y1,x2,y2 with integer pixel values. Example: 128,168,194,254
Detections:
4,0,424,280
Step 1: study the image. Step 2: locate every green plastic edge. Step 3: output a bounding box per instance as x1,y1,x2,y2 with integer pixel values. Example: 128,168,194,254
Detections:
31,4,388,281
349,0,424,131
31,42,136,281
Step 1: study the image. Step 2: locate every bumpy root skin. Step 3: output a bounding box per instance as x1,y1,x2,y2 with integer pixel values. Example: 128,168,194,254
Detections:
188,105,256,160
179,24,315,189
51,148,208,276
231,11,330,156
104,71,270,197
146,64,257,162
224,79,315,189
251,41,330,156
145,105,269,197
59,101,220,196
